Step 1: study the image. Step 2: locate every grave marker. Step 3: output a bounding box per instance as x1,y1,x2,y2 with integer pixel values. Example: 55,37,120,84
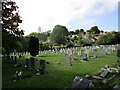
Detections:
40,60,47,74
65,56,72,66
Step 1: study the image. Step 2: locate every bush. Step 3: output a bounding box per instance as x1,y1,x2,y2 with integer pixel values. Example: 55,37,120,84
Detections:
67,43,74,48
28,36,39,56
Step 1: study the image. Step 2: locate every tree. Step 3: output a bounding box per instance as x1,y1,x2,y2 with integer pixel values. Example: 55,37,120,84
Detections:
2,1,24,54
75,29,79,35
50,25,69,45
2,1,24,36
77,33,83,46
89,26,100,34
79,29,84,33
28,36,39,56
96,34,109,44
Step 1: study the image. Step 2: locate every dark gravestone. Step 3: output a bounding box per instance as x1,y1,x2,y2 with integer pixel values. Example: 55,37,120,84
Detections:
19,54,22,58
14,56,17,64
40,60,47,74
7,55,10,61
31,57,36,70
69,76,93,89
11,56,14,63
65,56,72,66
26,59,31,69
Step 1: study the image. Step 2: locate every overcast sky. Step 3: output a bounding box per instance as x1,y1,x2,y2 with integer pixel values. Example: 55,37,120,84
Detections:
13,0,119,35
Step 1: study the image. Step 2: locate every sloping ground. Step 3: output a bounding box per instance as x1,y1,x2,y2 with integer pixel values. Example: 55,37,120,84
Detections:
2,51,119,89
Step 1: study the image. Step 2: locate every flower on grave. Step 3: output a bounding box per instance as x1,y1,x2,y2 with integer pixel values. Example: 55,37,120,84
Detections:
25,65,27,68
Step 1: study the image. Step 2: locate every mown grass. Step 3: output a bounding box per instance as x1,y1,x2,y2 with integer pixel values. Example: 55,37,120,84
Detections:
2,50,119,89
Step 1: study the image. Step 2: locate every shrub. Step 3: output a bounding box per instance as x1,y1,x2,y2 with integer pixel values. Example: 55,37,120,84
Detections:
28,36,39,56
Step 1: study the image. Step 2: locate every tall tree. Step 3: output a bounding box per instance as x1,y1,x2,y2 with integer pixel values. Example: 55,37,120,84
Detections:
50,25,69,45
89,26,100,34
2,1,24,54
28,36,39,57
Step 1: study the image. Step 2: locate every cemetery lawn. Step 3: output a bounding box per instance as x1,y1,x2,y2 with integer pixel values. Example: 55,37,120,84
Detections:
2,51,119,89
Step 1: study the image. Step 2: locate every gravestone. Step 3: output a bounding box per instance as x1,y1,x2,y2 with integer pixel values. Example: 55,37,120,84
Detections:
78,50,82,56
69,50,73,56
14,56,17,64
101,49,106,55
40,60,47,74
93,49,98,58
86,49,90,58
11,56,14,63
26,58,31,69
30,57,36,70
69,76,93,89
81,53,89,61
65,56,72,66
107,49,112,54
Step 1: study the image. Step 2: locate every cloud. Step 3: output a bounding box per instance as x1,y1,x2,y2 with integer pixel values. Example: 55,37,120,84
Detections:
14,0,118,35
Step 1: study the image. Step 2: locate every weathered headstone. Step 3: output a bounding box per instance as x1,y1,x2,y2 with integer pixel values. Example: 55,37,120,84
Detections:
11,56,14,63
101,49,106,55
31,57,36,70
40,60,47,74
14,56,17,64
85,49,90,58
69,76,93,89
26,58,31,69
69,49,73,56
65,56,72,66
93,49,98,58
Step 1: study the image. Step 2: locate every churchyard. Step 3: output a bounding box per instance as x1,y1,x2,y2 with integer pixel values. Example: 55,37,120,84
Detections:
1,0,120,89
2,44,120,89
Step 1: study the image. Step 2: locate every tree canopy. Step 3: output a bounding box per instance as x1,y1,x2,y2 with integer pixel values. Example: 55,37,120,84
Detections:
50,25,69,45
2,1,24,54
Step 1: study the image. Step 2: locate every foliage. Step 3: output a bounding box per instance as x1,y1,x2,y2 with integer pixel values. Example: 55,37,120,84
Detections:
19,36,29,52
50,25,69,45
66,43,74,48
89,26,100,34
27,31,50,42
2,1,24,54
77,33,84,46
96,32,120,45
28,36,39,56
39,42,50,51
2,1,24,36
